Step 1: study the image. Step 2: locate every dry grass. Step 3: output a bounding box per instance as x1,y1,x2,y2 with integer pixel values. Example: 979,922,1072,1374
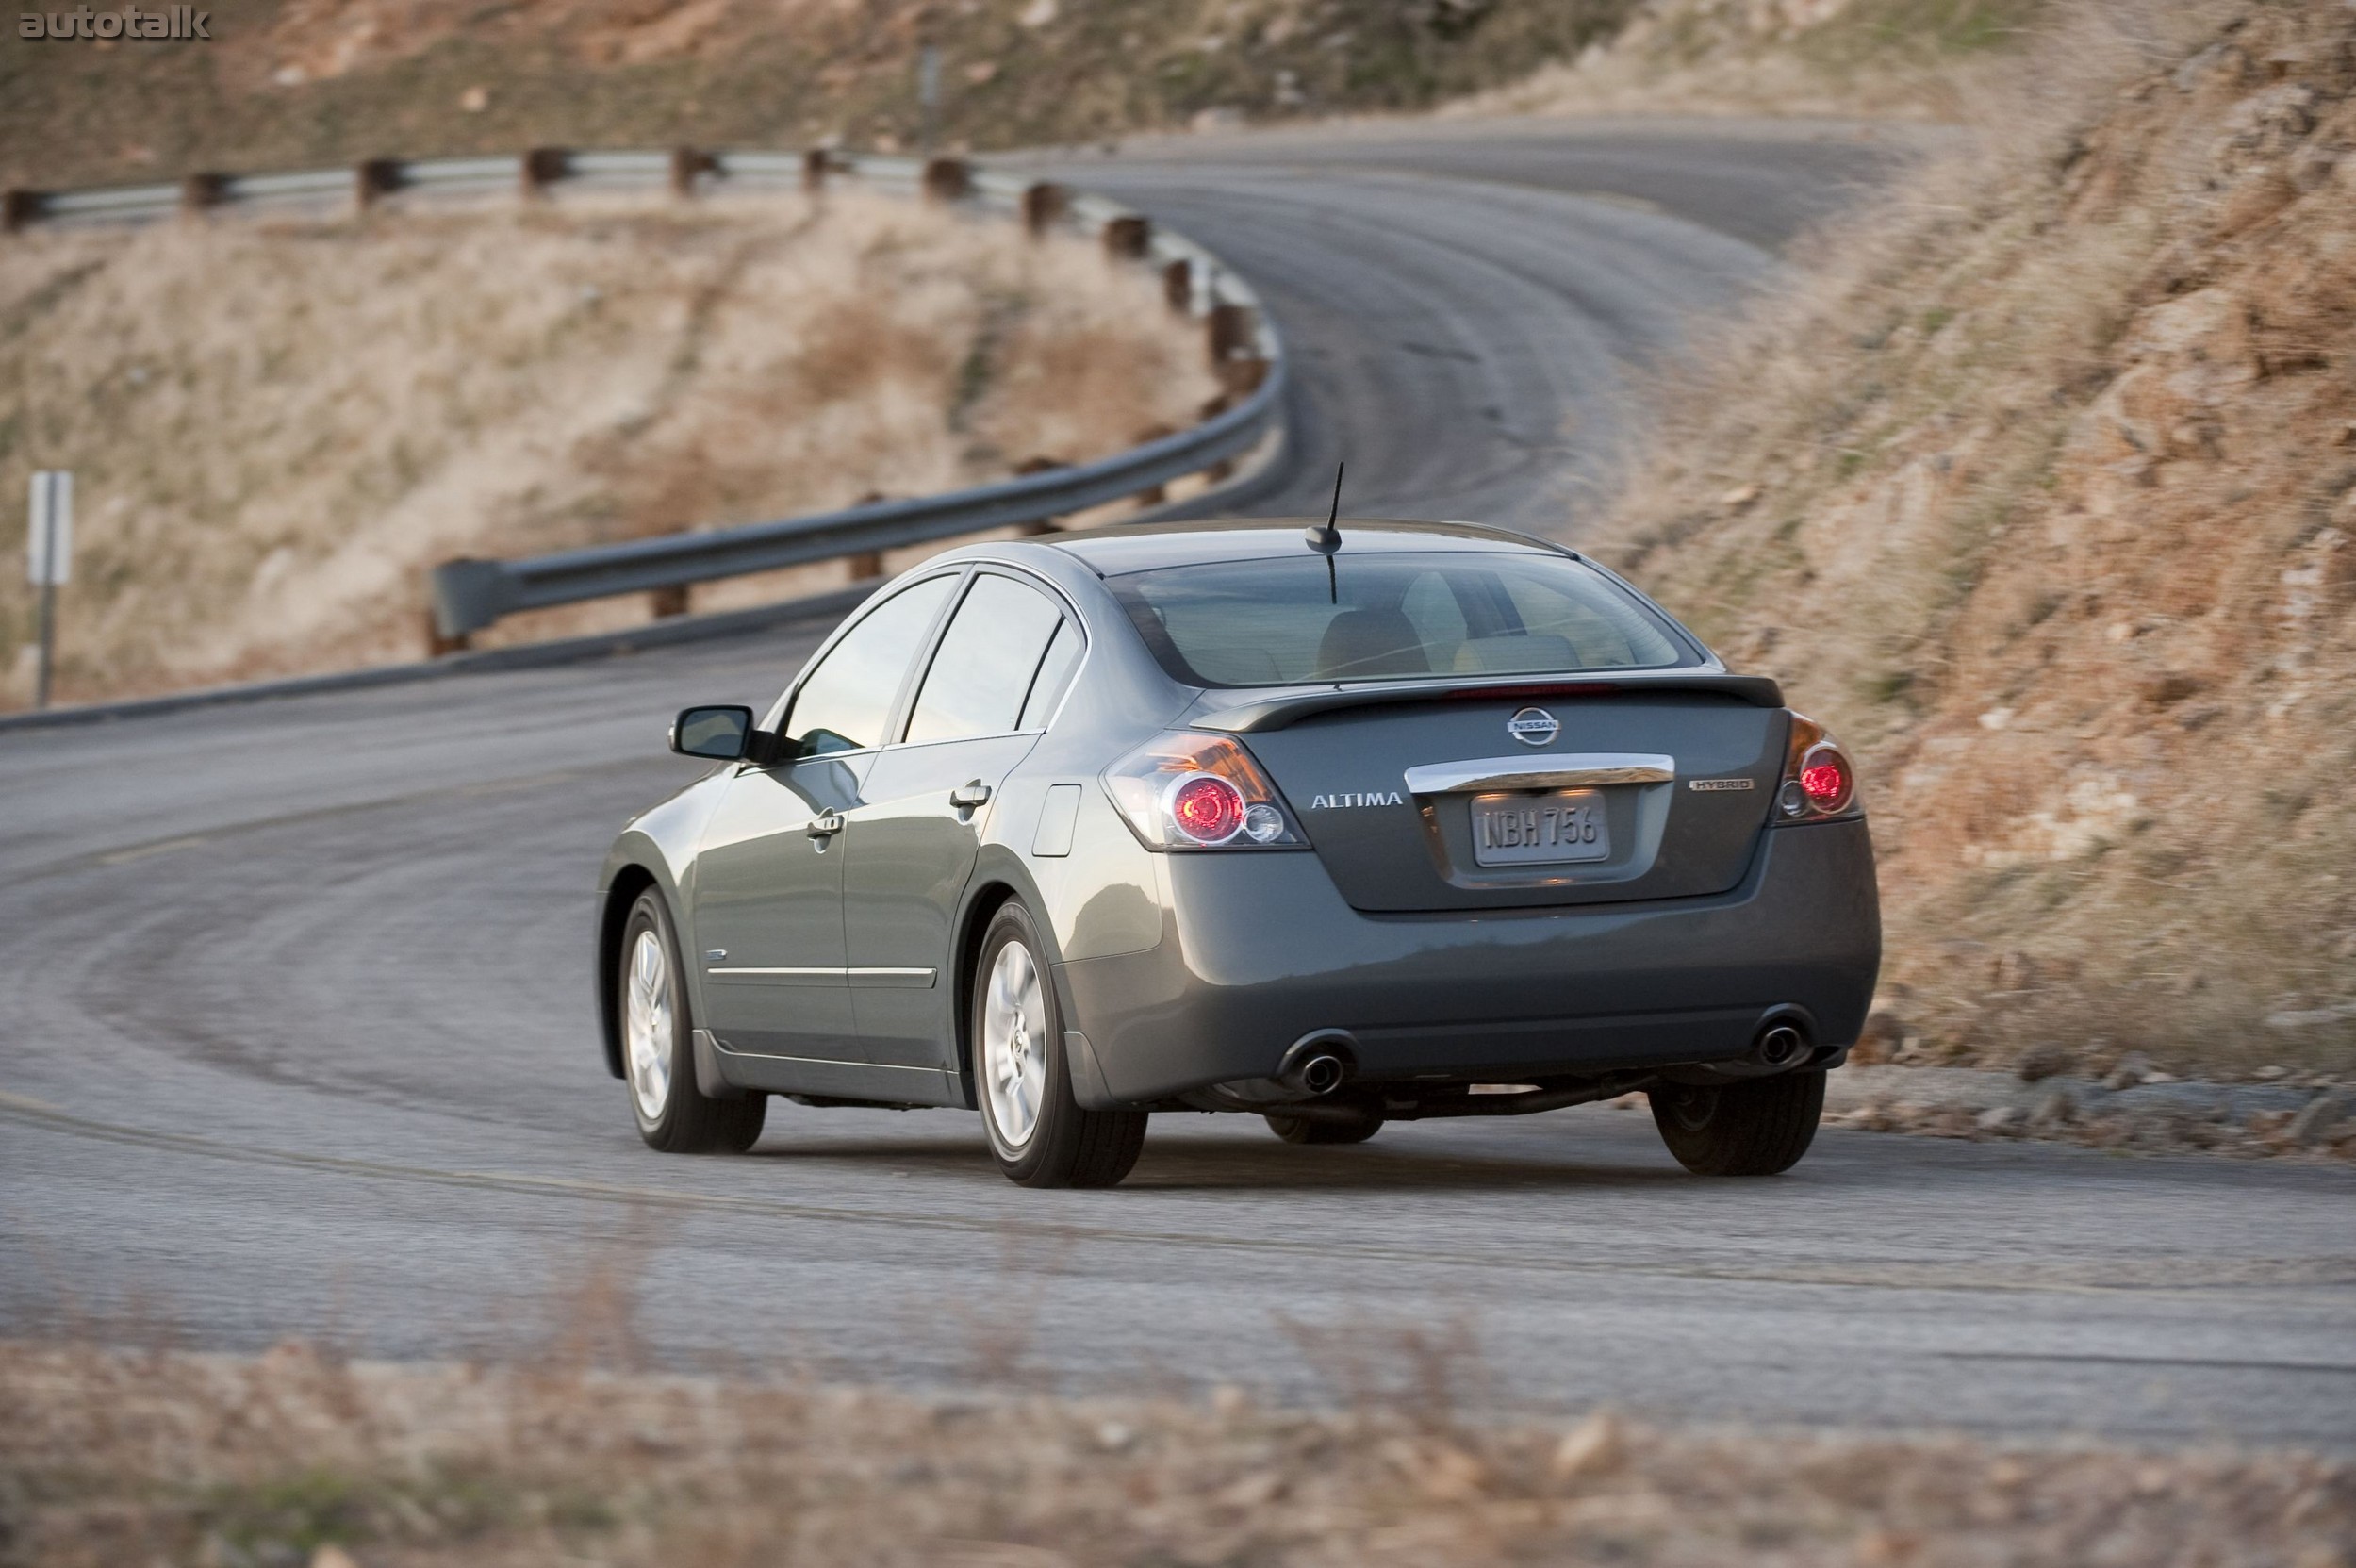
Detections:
1452,0,2051,124
3,1336,2350,1568
0,0,1641,193
1591,0,2356,1077
0,188,1216,707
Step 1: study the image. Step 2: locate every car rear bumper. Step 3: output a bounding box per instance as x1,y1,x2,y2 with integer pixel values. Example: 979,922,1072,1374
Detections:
1055,817,1880,1105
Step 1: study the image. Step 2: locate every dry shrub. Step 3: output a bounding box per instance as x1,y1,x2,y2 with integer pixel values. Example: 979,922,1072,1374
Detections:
0,188,1214,708
1455,0,2051,123
1,1337,2349,1567
1594,0,2356,1075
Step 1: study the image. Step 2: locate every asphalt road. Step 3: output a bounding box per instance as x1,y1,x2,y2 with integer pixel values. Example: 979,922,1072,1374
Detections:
5,119,2351,1449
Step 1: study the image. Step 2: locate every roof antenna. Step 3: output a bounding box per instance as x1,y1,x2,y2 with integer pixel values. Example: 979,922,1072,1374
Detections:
1307,460,1343,603
1306,461,1343,555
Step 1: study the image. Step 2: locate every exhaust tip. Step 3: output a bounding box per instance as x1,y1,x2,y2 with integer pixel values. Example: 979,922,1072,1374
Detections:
1298,1053,1344,1096
1277,1031,1358,1097
1756,1024,1805,1067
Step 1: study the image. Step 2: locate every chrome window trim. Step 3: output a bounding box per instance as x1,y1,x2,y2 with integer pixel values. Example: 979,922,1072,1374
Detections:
888,560,1093,749
760,566,973,747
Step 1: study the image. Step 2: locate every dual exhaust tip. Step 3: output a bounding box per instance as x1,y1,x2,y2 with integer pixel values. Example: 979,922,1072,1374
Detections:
1755,1022,1807,1069
1274,1018,1806,1098
1278,1032,1355,1097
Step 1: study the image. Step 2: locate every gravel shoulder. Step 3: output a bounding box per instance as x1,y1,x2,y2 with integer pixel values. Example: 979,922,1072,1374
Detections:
1822,1065,2356,1163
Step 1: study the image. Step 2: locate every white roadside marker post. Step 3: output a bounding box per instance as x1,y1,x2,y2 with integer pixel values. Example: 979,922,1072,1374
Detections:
918,43,942,159
26,470,72,710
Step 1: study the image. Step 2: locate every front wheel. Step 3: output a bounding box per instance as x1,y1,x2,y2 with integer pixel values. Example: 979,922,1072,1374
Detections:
619,890,766,1154
973,901,1146,1188
1649,1071,1824,1176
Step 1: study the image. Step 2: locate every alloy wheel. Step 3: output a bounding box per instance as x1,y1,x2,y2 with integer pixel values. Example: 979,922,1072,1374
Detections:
981,937,1048,1150
625,927,674,1122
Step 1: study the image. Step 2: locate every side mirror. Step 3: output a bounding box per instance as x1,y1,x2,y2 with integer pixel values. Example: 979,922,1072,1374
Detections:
669,704,755,761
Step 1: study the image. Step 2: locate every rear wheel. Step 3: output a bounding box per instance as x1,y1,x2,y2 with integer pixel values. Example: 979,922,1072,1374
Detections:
1649,1071,1823,1176
1263,1108,1384,1145
620,890,766,1154
974,901,1146,1188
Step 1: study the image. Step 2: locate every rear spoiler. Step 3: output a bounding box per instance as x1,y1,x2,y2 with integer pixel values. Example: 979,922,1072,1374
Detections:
1191,671,1786,734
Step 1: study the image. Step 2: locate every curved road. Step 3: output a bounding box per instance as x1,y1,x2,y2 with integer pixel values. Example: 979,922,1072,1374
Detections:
5,119,2351,1447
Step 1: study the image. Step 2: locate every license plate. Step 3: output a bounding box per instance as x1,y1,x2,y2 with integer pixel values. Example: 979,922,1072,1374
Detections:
1469,789,1610,867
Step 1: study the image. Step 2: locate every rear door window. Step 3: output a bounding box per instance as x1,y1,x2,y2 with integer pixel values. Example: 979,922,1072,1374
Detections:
784,574,959,755
1017,618,1084,731
904,573,1068,743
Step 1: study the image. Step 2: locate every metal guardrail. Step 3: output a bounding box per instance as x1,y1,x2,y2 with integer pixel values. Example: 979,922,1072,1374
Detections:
6,147,1287,648
428,383,1281,639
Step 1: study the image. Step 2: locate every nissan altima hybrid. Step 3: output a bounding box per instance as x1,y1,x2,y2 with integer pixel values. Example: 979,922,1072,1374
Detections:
597,519,1880,1187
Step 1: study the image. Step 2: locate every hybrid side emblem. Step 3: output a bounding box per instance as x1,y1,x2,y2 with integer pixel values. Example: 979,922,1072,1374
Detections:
1506,707,1559,747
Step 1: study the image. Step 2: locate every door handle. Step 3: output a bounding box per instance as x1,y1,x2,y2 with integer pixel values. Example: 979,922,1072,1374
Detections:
949,782,993,810
806,812,845,838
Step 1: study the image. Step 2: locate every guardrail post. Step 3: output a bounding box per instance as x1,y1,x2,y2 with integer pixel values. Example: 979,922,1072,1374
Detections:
1162,258,1193,314
1194,391,1236,482
180,173,230,214
922,158,971,203
650,585,691,619
670,146,718,197
520,148,570,196
1,190,45,232
354,158,404,210
803,149,832,193
843,492,891,578
1013,456,1067,532
1217,355,1269,400
1102,214,1151,260
1206,302,1254,364
427,558,517,652
1125,431,1177,503
1020,181,1068,237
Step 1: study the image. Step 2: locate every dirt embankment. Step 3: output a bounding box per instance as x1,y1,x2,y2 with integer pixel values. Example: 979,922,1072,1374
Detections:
1593,0,2356,1079
1458,0,2047,122
0,0,1639,192
0,190,1215,707
3,1340,2349,1568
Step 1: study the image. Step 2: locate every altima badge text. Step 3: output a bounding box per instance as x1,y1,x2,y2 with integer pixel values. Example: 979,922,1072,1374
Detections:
1688,778,1755,792
1506,706,1560,747
1310,791,1406,808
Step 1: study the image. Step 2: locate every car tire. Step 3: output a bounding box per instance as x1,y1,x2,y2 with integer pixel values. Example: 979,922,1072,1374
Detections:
619,889,766,1155
1648,1071,1823,1176
973,900,1146,1188
1263,1109,1384,1145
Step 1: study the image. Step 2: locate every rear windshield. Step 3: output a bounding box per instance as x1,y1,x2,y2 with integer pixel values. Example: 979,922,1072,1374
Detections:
1109,551,1693,688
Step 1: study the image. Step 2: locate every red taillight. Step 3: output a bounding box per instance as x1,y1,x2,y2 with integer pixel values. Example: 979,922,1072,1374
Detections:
1800,759,1847,805
1104,732,1310,850
1777,714,1860,820
1168,774,1247,844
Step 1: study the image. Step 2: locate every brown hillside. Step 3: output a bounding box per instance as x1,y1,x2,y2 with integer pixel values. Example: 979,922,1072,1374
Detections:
0,190,1214,707
0,0,1636,192
1598,0,2356,1077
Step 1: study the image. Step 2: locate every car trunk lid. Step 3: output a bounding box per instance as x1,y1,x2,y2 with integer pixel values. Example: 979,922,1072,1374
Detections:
1201,678,1787,913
